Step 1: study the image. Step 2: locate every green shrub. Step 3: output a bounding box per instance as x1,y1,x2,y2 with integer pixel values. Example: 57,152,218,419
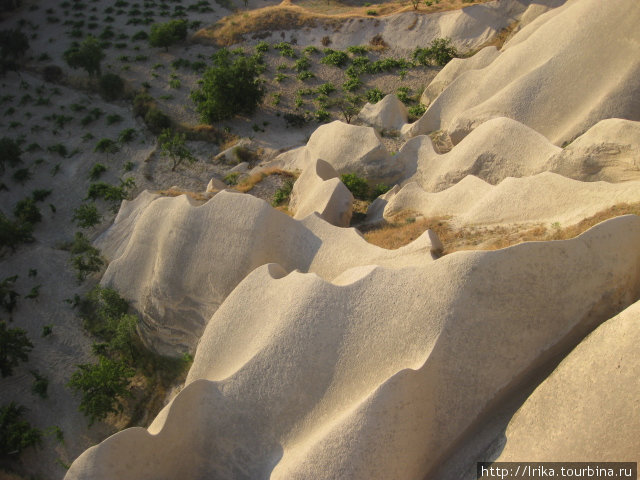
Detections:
412,37,457,66
73,203,102,228
396,86,412,105
131,30,148,41
315,108,330,123
94,138,119,154
366,9,377,15
342,76,362,92
118,128,137,143
63,35,104,76
302,45,318,55
366,87,384,103
297,70,314,81
89,163,107,180
99,73,125,100
273,42,296,58
0,403,42,457
0,213,34,253
255,41,269,53
321,49,349,68
144,107,172,133
68,232,104,282
191,48,265,123
370,183,390,199
316,82,335,95
294,56,311,72
68,356,135,425
224,172,239,185
272,178,294,206
32,189,52,202
159,129,195,171
14,198,41,225
149,19,187,51
12,168,32,185
0,321,33,377
408,103,426,120
0,137,22,175
31,370,49,399
347,45,368,55
340,172,369,199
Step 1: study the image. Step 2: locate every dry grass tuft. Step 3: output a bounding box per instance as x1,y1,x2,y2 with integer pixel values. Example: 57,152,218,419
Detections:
234,167,296,193
158,188,213,204
193,0,493,46
363,203,640,253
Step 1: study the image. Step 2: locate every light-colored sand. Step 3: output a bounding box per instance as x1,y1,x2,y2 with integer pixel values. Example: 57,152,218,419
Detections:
65,216,640,480
403,0,640,146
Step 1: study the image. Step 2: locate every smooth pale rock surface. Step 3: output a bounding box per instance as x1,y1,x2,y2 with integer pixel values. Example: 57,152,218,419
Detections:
289,159,353,227
495,299,640,461
372,172,640,227
547,118,640,182
66,216,640,480
98,190,442,355
357,94,408,131
205,177,226,192
420,46,500,106
403,0,640,146
401,117,561,192
263,121,409,184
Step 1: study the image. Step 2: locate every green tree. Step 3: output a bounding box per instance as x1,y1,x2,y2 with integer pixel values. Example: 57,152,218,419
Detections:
0,402,42,458
72,203,102,228
340,173,369,200
158,129,195,171
190,48,265,123
332,94,363,124
149,20,188,52
0,137,22,175
0,321,33,377
412,37,458,66
68,356,135,425
0,29,29,74
64,36,105,77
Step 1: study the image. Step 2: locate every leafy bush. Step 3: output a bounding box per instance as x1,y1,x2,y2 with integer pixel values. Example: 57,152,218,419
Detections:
273,42,296,58
396,86,412,105
0,137,22,175
0,321,33,377
43,64,64,82
294,56,311,72
223,172,239,185
12,168,32,185
302,45,319,55
31,370,49,399
297,70,314,81
63,35,104,76
106,114,123,125
118,128,137,143
68,232,104,282
340,172,369,199
342,76,362,92
0,29,29,74
99,73,125,100
315,108,330,123
321,49,349,68
89,163,107,180
370,183,390,199
73,203,102,228
366,57,409,74
347,45,368,55
255,41,269,53
408,103,426,120
0,213,34,253
0,403,42,457
158,129,195,171
68,356,135,425
191,48,265,123
316,82,335,95
144,107,172,133
94,138,120,154
412,37,457,66
14,198,41,225
131,30,148,41
283,112,308,128
366,87,384,103
272,178,294,206
149,19,187,51
86,182,127,202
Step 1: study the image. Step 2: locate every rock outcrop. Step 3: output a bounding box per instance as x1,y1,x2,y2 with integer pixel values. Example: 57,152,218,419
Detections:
357,94,408,131
289,159,353,227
